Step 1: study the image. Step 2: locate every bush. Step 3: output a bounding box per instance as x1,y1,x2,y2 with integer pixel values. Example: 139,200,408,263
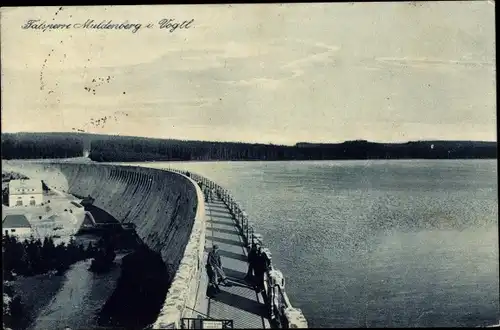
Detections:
2,233,91,277
3,282,24,330
89,235,116,273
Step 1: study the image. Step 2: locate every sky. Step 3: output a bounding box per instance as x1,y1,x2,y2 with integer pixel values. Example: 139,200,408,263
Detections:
1,2,496,145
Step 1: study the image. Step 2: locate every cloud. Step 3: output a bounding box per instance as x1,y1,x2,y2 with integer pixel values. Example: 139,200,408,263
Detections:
211,38,341,88
60,97,217,109
214,77,282,90
1,3,496,143
280,39,341,78
374,57,494,69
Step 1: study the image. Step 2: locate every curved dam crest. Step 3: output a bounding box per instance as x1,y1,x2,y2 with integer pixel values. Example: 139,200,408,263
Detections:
3,161,206,328
3,161,199,271
3,160,307,329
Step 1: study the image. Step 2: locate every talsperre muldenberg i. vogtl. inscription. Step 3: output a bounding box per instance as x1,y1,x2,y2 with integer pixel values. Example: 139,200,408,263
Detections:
21,18,194,33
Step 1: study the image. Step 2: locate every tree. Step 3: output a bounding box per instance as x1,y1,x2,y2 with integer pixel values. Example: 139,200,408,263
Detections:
86,242,96,259
55,242,70,275
4,234,97,277
90,235,116,273
41,237,55,272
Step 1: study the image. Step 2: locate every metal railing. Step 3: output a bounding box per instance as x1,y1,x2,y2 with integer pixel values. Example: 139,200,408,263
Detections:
168,168,308,328
269,284,292,328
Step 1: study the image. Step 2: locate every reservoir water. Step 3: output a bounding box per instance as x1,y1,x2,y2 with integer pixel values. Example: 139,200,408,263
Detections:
138,159,499,328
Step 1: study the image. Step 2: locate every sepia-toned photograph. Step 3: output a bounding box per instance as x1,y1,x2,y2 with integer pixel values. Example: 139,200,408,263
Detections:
1,2,498,329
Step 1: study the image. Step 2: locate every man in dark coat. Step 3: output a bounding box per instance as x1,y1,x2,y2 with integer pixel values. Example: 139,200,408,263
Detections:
207,245,230,286
253,246,269,293
244,243,259,284
205,262,220,295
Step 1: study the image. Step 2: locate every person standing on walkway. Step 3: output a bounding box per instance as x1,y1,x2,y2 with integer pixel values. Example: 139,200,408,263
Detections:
244,242,259,283
253,246,268,293
205,262,221,295
208,244,231,286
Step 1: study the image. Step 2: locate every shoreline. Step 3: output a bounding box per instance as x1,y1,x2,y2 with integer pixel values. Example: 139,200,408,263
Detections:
2,158,497,165
116,158,498,163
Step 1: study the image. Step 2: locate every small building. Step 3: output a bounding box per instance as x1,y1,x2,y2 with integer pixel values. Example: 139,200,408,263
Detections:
8,179,43,207
2,214,33,238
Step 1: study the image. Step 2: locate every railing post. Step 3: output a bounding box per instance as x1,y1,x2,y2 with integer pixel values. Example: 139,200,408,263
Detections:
270,282,276,321
235,207,240,227
242,213,248,243
243,213,247,240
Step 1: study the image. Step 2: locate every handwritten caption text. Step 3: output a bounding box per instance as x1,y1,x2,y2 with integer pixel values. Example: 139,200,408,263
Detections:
22,18,194,33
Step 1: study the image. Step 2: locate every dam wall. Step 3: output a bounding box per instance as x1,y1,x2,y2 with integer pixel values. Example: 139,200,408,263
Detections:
2,161,207,327
3,160,307,328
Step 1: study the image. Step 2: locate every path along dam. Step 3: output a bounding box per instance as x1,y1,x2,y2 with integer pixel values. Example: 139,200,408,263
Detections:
2,160,308,329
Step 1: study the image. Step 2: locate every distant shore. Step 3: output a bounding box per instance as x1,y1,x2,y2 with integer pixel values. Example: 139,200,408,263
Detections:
1,132,496,162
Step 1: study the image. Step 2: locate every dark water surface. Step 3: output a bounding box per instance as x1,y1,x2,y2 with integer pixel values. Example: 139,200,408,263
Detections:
138,159,499,328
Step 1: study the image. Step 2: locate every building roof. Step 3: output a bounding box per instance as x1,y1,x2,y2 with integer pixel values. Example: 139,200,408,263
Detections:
9,179,43,195
47,214,58,221
70,201,83,208
2,214,32,228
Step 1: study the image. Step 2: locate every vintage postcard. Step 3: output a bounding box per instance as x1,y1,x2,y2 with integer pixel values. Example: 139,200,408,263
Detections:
1,3,498,330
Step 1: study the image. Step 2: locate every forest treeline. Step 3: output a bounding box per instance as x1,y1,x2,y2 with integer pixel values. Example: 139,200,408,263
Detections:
2,133,84,159
2,234,96,329
2,230,132,330
1,132,497,161
2,234,111,279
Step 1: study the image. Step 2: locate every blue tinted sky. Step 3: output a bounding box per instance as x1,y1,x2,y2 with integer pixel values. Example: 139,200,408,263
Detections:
1,2,496,145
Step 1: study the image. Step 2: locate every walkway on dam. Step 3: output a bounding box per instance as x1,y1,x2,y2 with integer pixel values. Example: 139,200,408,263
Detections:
194,195,271,329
